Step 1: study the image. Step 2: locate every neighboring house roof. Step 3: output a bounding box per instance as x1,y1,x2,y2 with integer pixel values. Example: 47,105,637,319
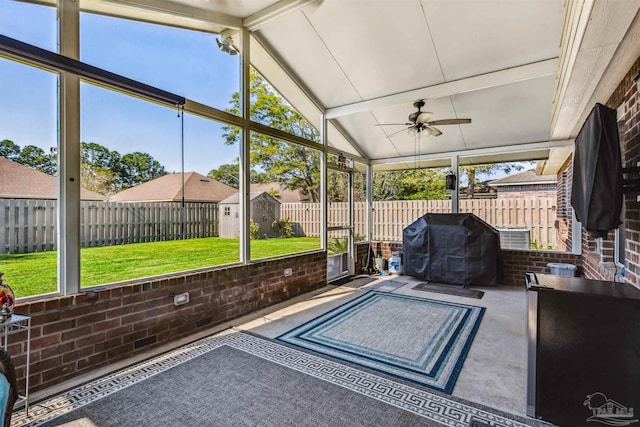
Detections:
0,156,104,200
249,182,308,202
488,170,557,187
109,172,237,203
219,191,281,205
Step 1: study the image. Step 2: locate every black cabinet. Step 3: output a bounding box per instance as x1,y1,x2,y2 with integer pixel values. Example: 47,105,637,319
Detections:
526,274,640,426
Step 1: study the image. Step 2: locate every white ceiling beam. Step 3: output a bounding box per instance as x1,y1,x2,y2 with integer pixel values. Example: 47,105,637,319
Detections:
326,58,559,119
243,0,320,31
371,139,574,166
98,0,242,29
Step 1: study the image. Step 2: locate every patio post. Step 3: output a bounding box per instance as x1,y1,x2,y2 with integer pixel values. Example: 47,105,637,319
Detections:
451,155,459,214
58,0,81,295
366,164,373,243
239,27,251,263
320,113,328,251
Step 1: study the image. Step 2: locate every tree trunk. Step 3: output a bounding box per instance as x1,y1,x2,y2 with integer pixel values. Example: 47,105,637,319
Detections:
467,168,476,199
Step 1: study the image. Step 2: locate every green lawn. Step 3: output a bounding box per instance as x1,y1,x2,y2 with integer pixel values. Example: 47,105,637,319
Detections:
0,237,320,298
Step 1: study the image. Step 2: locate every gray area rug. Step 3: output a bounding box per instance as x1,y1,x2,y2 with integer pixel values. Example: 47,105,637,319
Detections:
413,282,485,299
14,331,546,427
37,346,440,427
364,279,407,292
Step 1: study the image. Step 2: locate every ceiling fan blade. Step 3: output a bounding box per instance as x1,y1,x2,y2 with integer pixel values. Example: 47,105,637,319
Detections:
374,123,413,126
416,111,433,123
427,118,472,126
387,126,413,138
426,126,442,137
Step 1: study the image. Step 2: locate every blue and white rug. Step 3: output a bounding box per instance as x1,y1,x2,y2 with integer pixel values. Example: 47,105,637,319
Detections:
277,291,485,394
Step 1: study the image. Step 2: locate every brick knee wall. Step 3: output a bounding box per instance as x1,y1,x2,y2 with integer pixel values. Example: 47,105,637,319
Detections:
11,251,326,393
367,241,582,286
500,250,582,286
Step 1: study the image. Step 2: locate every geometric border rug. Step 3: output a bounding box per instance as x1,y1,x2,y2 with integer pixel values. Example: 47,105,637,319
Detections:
11,330,535,427
277,291,485,394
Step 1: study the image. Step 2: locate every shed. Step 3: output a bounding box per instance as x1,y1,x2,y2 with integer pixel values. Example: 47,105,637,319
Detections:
218,192,281,238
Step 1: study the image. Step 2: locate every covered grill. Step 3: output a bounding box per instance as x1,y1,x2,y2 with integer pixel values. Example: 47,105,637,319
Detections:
403,213,501,286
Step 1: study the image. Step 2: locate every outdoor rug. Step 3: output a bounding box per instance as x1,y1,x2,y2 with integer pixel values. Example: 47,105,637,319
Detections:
277,291,485,394
363,279,408,292
12,330,541,427
413,282,485,299
332,275,378,288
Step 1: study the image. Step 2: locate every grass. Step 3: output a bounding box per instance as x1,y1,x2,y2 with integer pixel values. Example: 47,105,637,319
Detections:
0,237,321,298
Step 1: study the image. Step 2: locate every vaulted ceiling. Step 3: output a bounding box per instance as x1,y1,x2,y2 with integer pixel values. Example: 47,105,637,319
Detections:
89,0,640,171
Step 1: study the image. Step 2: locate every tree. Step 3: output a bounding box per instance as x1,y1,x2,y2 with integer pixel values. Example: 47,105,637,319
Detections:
460,162,531,198
81,142,122,195
0,140,20,161
207,162,270,189
119,152,167,189
373,169,448,201
17,145,56,175
222,68,321,202
327,171,367,202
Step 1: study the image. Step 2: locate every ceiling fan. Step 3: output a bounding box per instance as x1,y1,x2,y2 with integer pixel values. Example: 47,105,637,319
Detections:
375,100,471,137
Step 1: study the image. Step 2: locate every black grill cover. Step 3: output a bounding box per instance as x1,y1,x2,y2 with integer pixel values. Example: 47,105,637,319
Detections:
403,213,500,286
571,103,623,238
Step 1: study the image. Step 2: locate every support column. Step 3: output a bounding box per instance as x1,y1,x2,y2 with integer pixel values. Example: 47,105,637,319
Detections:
451,155,459,214
348,167,355,274
239,27,251,263
58,0,81,295
366,164,373,242
320,114,328,251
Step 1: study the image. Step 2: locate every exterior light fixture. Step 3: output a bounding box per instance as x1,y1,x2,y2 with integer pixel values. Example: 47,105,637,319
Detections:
445,170,457,190
216,36,238,55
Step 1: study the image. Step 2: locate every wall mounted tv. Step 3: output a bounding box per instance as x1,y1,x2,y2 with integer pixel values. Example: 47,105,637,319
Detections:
571,103,622,238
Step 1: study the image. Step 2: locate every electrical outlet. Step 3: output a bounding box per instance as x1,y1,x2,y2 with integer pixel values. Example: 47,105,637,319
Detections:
284,268,293,277
173,292,189,306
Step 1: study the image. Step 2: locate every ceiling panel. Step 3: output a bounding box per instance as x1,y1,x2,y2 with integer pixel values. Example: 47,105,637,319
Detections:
334,111,404,159
303,0,444,101
452,75,556,149
257,11,360,108
423,0,563,81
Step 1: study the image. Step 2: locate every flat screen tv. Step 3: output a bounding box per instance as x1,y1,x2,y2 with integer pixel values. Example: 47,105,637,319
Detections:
571,103,622,238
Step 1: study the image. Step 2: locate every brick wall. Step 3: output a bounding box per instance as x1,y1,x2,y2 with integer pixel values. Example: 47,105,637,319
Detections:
11,251,326,393
564,54,640,283
368,240,581,286
501,250,582,286
556,157,574,252
604,55,640,285
497,187,556,199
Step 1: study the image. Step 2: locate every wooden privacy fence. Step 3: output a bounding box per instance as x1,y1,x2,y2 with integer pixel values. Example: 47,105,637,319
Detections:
1,197,556,254
0,199,219,254
281,197,557,249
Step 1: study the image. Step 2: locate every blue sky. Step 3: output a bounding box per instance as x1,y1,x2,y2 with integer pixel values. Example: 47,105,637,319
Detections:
0,0,240,174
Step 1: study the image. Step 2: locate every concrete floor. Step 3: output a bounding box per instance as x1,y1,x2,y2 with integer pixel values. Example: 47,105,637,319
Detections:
238,275,529,417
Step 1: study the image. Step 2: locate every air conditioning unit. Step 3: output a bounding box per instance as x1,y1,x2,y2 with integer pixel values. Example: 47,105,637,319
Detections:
498,228,530,250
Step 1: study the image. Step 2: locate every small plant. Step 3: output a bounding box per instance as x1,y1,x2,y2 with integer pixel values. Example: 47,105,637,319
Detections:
249,219,261,240
328,237,349,255
272,218,294,238
530,239,539,250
